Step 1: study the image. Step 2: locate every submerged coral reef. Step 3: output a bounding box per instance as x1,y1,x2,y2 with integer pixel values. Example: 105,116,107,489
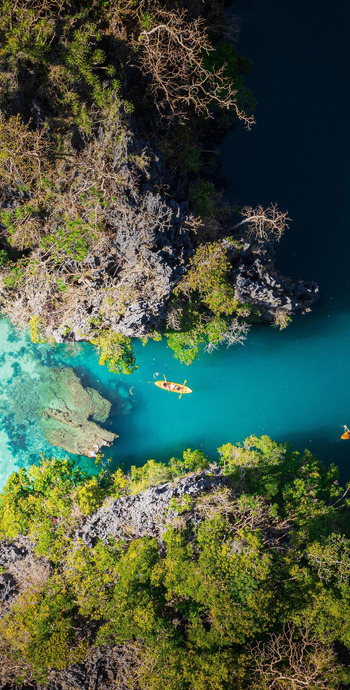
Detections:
8,366,117,458
0,319,117,473
37,368,117,457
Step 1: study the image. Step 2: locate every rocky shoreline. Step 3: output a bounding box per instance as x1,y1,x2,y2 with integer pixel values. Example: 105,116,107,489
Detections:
232,240,318,321
0,0,318,364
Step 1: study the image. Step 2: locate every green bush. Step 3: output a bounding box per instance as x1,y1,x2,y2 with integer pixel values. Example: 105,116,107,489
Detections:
166,241,245,363
0,457,87,555
189,179,217,217
0,575,87,681
90,329,137,375
76,476,107,515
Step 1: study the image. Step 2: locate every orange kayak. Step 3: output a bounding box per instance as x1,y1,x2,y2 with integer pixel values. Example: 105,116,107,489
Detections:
155,380,192,394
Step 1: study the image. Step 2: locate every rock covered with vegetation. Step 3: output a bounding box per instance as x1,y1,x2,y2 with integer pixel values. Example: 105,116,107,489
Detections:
0,0,317,372
76,464,227,547
0,437,349,689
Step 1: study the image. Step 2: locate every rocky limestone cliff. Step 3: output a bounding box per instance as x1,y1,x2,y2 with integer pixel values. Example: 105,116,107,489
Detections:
77,466,227,547
232,241,318,319
0,468,227,690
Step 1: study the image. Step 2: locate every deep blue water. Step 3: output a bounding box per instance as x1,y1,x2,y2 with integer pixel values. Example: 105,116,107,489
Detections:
1,0,350,485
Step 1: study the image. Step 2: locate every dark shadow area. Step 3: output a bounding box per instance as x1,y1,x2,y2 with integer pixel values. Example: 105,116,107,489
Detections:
275,425,350,484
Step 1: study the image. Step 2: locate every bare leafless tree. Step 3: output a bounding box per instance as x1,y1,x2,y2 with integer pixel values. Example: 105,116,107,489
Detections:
307,533,350,584
232,203,290,242
137,7,255,126
0,114,51,191
248,625,343,689
223,318,250,347
204,318,249,354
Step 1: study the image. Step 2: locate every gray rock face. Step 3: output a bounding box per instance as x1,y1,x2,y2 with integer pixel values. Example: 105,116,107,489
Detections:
31,645,136,690
77,467,227,547
0,538,38,615
0,572,18,604
51,190,193,344
0,540,29,567
233,242,318,318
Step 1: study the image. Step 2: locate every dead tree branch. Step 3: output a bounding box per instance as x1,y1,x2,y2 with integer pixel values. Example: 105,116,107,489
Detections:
232,203,290,242
137,8,254,126
248,624,342,689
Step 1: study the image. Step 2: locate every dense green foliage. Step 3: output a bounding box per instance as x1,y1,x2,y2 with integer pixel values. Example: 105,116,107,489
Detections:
166,240,249,363
0,457,88,553
89,329,137,375
0,437,349,688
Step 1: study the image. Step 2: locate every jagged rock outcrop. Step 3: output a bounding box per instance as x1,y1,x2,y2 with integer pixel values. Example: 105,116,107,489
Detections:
50,172,193,344
0,539,29,567
77,466,227,546
0,538,50,616
232,241,318,318
7,645,139,690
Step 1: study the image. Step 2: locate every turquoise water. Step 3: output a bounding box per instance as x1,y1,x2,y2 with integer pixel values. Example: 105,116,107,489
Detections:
0,320,102,485
1,0,350,483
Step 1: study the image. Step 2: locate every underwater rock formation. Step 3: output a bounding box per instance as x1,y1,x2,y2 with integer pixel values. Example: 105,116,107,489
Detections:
4,364,117,459
37,368,117,457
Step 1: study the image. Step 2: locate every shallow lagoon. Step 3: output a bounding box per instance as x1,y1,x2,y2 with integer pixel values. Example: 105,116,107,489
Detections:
1,0,350,484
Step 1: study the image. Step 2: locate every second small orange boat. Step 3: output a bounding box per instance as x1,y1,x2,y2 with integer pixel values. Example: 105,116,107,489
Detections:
341,425,350,440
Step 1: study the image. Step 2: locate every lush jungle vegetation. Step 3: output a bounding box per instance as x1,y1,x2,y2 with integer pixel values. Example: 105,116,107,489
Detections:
0,0,300,373
0,437,349,688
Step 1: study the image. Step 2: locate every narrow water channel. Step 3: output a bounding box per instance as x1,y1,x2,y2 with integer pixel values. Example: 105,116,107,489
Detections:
1,0,350,485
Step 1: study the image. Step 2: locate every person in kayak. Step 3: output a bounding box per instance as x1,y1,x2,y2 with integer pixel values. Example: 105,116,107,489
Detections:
341,425,350,439
169,382,181,392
